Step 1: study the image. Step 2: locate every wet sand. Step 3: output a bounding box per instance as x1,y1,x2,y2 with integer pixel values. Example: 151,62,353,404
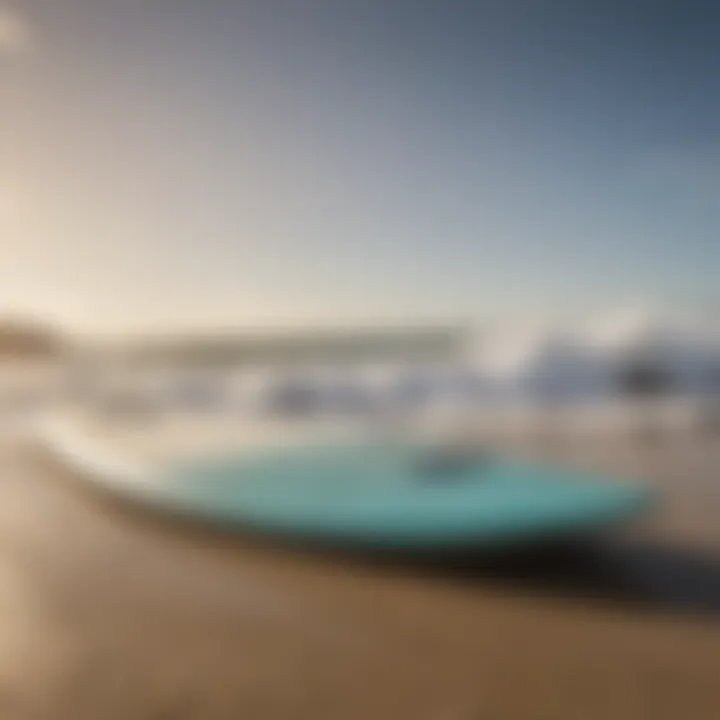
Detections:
0,434,719,719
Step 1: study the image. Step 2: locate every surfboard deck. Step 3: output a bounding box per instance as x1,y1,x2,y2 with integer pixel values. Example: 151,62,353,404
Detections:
155,443,655,550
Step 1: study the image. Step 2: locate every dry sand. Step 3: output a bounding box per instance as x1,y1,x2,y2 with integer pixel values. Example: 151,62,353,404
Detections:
0,429,718,719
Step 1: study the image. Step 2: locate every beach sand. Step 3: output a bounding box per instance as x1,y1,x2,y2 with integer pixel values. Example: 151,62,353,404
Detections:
0,429,718,719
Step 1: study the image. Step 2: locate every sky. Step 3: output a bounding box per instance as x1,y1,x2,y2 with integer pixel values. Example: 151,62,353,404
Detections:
1,0,719,334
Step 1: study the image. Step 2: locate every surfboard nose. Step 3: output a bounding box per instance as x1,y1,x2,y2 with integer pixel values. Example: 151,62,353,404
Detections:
518,481,656,532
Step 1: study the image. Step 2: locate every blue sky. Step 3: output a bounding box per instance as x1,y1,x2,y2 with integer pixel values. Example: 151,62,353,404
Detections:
1,1,719,332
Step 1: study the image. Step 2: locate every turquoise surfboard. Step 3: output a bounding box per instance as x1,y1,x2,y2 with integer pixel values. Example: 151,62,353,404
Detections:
153,443,654,550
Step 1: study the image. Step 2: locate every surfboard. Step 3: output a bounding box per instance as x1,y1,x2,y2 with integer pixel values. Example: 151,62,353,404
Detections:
155,443,654,550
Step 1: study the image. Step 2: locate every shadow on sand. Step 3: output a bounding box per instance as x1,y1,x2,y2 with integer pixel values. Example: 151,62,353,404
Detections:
365,539,720,617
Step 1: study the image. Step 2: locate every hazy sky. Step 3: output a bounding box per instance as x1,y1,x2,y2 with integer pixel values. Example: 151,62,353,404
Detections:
1,1,719,333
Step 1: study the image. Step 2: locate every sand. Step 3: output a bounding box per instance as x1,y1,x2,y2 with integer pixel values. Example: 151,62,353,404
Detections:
0,428,718,719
